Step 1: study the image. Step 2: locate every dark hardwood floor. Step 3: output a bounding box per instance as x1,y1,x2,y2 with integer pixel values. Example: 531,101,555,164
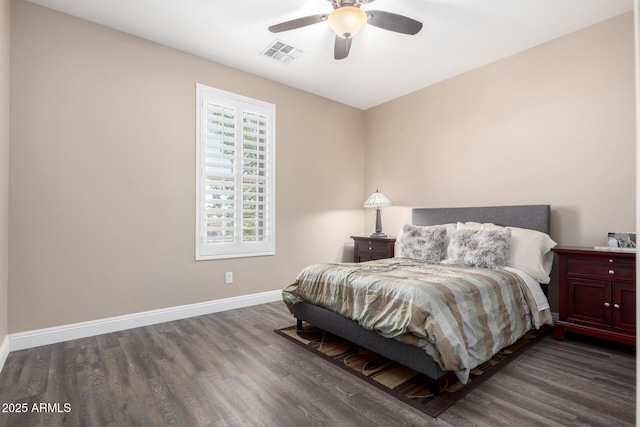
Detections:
0,301,635,426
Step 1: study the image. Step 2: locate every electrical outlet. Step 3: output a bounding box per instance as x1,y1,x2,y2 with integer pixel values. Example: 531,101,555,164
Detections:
225,272,233,284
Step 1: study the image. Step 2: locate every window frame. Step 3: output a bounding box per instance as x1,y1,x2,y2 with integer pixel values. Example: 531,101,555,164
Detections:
195,84,276,260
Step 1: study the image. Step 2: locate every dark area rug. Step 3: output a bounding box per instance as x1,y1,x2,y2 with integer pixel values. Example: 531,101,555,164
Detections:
275,324,552,418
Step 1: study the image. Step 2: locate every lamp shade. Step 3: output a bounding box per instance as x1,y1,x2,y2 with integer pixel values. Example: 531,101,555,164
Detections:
363,190,392,209
328,7,367,39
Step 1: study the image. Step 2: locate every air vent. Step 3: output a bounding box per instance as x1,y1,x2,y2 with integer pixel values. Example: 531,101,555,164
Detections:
261,40,302,64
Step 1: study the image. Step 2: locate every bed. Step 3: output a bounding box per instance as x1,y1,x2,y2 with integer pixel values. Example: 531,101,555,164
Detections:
283,205,555,395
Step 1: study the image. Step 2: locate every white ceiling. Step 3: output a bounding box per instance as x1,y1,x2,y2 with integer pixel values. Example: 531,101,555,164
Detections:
26,0,634,110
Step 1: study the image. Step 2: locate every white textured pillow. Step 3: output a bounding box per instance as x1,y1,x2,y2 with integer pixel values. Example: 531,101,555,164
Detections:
505,227,557,284
448,228,512,269
457,222,557,283
456,221,502,231
397,224,447,262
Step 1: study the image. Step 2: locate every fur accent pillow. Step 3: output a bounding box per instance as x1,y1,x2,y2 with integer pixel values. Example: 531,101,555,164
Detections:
398,224,447,262
457,222,557,282
448,228,512,269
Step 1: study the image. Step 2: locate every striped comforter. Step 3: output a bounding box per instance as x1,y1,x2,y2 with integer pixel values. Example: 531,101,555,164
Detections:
282,258,548,383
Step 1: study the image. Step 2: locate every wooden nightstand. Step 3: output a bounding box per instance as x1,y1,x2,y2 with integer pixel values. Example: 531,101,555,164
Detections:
553,246,636,345
351,235,396,263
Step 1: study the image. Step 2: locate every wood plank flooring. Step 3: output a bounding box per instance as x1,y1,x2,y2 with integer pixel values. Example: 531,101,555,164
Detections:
0,302,635,426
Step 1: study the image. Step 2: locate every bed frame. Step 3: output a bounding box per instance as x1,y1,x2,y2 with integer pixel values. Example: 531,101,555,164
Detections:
292,204,550,395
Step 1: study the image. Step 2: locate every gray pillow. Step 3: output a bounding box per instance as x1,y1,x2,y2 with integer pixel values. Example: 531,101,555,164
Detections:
398,224,447,262
448,228,512,269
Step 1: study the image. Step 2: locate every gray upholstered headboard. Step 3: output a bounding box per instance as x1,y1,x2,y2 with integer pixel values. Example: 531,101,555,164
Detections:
412,205,550,234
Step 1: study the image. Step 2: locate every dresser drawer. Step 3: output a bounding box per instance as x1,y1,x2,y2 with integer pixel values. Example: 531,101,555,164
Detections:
567,258,636,281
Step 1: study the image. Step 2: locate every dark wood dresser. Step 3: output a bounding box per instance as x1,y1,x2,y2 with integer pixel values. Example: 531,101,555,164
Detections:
351,235,396,263
553,246,636,345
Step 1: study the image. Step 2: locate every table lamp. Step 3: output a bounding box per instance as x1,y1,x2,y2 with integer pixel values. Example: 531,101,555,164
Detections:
363,189,392,237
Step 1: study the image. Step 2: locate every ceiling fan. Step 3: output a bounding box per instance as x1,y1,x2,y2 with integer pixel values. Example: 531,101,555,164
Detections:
268,0,423,60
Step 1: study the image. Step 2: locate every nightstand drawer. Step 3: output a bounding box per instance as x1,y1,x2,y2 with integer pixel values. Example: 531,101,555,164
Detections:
567,258,635,281
356,241,389,253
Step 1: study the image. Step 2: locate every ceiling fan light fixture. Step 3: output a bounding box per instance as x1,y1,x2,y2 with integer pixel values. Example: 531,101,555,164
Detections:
328,6,367,38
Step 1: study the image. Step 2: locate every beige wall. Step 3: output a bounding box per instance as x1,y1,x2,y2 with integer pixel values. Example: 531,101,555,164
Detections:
364,12,636,310
0,0,9,343
365,12,635,248
9,1,365,333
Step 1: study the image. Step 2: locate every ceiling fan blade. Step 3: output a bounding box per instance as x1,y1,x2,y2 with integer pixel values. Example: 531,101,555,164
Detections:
366,10,423,35
334,36,352,60
268,14,328,33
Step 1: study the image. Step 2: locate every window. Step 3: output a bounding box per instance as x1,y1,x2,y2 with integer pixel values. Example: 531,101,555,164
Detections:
196,84,276,260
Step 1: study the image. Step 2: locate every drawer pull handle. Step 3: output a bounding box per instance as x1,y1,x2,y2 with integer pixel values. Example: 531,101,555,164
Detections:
604,302,610,307
608,269,615,275
369,247,373,250
614,303,620,309
609,259,614,263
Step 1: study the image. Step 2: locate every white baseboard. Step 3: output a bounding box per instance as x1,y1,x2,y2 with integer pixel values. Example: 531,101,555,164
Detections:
0,335,9,372
8,290,282,353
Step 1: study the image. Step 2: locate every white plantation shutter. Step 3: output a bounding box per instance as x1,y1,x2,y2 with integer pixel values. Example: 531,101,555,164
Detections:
196,84,275,259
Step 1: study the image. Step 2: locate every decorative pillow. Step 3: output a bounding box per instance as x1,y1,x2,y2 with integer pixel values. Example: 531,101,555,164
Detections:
448,229,512,269
457,222,557,283
397,224,447,262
